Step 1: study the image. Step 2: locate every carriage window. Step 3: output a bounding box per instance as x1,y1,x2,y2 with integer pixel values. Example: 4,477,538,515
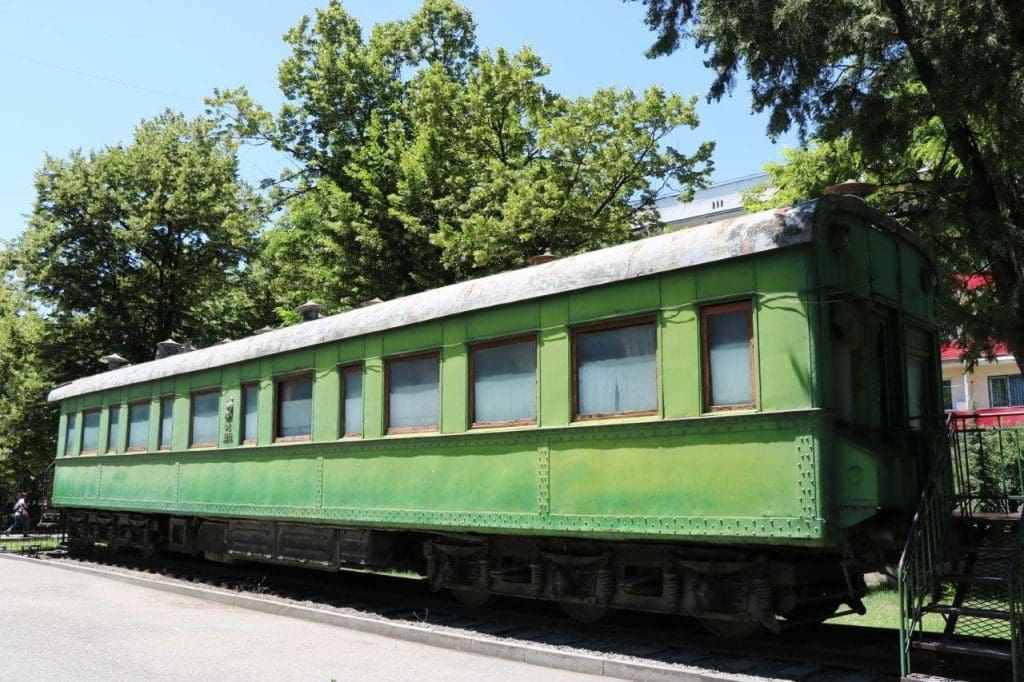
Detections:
341,365,363,436
81,410,101,454
241,383,259,444
942,380,953,410
128,402,149,451
276,374,313,441
472,338,537,426
387,353,439,432
574,320,657,418
190,390,219,448
64,412,77,456
159,397,174,450
702,301,755,410
990,375,1024,408
107,406,120,453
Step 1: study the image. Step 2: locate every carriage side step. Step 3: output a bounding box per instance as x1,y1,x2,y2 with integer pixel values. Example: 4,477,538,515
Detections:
922,604,1012,620
910,638,1013,661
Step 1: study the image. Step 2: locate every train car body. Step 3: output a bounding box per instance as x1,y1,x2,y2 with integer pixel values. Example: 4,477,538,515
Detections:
48,194,939,632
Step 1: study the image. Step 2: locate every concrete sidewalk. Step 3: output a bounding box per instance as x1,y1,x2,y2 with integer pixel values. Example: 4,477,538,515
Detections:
0,557,603,682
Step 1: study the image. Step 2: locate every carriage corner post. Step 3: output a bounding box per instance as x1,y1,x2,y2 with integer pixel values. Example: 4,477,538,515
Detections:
52,194,1013,677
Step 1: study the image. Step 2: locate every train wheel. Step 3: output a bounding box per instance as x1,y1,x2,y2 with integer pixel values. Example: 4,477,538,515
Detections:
450,589,491,608
696,616,765,639
559,601,610,623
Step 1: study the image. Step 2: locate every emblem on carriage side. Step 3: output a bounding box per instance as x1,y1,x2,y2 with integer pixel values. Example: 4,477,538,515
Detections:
223,396,234,444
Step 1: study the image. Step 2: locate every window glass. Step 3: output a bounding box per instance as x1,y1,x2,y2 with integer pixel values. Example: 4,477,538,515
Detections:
473,339,536,424
342,367,363,436
704,304,754,408
191,392,219,447
990,375,1024,408
576,322,657,417
942,380,953,411
64,413,77,456
107,407,120,453
242,384,258,444
128,403,149,450
159,397,174,449
277,375,312,439
388,355,439,431
81,411,100,453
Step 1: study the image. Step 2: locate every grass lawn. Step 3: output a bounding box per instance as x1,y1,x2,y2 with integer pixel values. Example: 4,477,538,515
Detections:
0,535,62,554
842,587,947,633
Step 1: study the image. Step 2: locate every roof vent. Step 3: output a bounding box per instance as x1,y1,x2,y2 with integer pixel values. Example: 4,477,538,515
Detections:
252,325,275,335
295,300,323,322
154,338,182,359
527,251,557,266
823,179,878,198
360,297,384,307
99,353,130,371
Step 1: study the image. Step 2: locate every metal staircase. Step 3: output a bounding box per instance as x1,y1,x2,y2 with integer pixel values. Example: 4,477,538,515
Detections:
899,412,1024,680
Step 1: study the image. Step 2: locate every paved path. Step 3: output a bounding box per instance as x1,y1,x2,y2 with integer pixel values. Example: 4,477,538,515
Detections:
0,557,604,682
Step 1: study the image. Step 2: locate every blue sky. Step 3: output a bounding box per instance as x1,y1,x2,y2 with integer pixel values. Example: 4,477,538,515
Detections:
0,0,795,243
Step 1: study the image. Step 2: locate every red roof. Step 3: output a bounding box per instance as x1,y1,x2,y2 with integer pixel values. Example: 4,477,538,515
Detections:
942,340,1011,362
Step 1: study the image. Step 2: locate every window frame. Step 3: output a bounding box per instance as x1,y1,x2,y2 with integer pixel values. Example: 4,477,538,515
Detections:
64,411,78,457
942,380,953,411
989,374,1024,408
571,315,660,422
274,371,314,443
339,363,364,438
79,408,101,455
189,388,221,449
126,400,150,453
385,350,441,435
469,334,538,429
240,382,259,446
158,395,175,451
700,300,757,413
106,404,121,454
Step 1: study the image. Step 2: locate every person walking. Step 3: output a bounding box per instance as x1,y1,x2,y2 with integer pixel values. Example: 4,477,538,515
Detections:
4,492,30,536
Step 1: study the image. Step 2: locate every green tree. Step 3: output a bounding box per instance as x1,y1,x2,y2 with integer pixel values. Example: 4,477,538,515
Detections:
638,0,1024,373
0,258,58,504
14,110,269,379
210,0,713,312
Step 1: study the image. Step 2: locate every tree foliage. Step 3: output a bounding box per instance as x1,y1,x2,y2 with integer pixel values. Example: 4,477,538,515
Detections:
639,0,1024,373
14,110,268,378
210,0,714,312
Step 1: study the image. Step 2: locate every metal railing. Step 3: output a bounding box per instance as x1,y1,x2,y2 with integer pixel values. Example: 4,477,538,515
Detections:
1011,506,1024,682
898,414,955,678
948,411,1024,514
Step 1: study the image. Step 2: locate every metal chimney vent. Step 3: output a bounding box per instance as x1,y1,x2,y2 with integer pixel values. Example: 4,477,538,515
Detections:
360,297,384,307
295,300,323,322
99,353,130,371
527,251,557,266
154,338,182,359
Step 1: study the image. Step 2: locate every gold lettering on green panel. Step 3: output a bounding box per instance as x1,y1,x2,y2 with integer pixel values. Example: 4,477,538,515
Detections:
442,319,468,433
221,385,240,446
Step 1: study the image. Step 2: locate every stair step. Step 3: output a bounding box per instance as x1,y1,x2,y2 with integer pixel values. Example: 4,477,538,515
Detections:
951,544,1017,555
951,511,1021,525
910,638,1013,661
902,674,964,682
939,573,1010,587
923,604,1012,620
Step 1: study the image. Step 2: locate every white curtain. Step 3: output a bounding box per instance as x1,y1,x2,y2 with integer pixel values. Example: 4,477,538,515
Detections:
107,409,119,452
128,404,149,449
191,393,219,446
389,356,439,429
81,411,100,452
279,377,312,437
474,341,536,423
160,398,174,447
243,385,259,441
708,310,752,406
343,370,363,434
577,324,657,415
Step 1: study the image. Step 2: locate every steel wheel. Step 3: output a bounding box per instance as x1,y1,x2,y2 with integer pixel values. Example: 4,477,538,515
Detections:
450,588,491,608
559,601,610,623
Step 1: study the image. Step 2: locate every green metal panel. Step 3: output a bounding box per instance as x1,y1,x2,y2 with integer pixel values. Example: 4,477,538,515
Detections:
257,359,274,445
363,335,385,438
866,228,900,302
467,302,539,341
383,321,442,356
313,345,340,441
538,296,570,427
441,318,468,434
569,278,660,324
696,259,754,301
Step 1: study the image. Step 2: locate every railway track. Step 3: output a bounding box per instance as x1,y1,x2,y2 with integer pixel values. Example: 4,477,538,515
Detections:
28,548,1005,681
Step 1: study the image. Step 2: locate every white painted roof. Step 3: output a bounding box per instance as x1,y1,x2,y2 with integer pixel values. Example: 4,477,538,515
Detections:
48,196,897,402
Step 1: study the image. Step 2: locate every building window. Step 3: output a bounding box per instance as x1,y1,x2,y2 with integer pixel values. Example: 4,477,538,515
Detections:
241,383,259,445
276,374,312,441
159,397,174,450
64,413,77,456
387,353,439,432
942,380,953,411
574,319,657,419
702,301,755,410
471,337,537,426
107,406,120,453
190,390,220,448
341,364,363,437
81,410,101,454
989,375,1024,408
128,402,149,451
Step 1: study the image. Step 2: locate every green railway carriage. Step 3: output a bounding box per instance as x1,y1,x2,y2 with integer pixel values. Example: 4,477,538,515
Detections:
48,194,940,633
